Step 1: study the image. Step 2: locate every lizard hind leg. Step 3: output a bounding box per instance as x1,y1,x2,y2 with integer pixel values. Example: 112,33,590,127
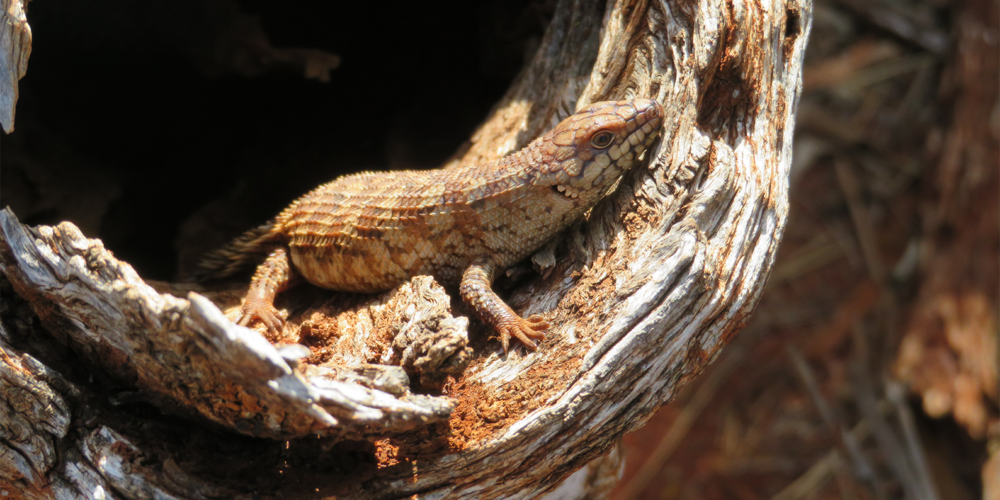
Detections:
238,247,297,334
460,258,550,353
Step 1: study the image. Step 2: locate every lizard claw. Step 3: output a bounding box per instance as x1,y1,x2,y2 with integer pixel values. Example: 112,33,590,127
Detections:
236,298,284,333
499,314,550,353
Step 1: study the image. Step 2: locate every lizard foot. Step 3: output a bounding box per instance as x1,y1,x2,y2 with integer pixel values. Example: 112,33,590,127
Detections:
498,314,549,353
236,298,285,333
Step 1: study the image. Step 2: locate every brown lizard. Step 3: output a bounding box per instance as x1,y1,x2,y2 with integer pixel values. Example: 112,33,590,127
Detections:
196,99,663,352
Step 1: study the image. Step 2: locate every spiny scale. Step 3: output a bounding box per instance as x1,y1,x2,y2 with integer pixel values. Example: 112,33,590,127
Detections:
198,99,664,352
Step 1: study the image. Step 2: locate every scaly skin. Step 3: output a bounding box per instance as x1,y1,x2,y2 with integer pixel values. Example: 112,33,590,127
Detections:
198,99,664,352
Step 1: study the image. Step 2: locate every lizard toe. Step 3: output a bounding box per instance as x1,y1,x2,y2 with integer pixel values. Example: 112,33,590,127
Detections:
523,315,550,338
237,301,284,333
498,315,549,352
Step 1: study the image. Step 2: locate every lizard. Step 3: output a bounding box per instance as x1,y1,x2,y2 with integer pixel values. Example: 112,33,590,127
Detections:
196,98,664,353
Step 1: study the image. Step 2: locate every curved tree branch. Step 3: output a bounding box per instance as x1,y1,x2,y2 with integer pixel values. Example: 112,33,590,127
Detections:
0,0,812,497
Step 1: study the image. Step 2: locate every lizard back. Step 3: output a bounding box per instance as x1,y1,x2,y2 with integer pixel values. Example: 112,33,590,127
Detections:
277,154,582,292
275,99,663,293
197,99,663,351
199,99,663,294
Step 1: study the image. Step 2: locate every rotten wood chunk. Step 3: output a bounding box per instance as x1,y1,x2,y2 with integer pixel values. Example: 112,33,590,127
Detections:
185,272,475,391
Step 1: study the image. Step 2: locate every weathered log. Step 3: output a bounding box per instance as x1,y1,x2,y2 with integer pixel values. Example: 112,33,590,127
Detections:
0,0,812,497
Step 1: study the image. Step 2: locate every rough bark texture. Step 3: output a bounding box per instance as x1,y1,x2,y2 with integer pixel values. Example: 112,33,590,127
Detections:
0,0,30,133
0,0,811,498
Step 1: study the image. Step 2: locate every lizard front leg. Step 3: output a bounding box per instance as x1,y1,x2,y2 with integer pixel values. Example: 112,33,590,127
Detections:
238,247,297,332
460,258,549,353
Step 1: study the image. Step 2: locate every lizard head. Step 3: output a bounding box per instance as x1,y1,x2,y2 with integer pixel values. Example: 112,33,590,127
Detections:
538,99,664,200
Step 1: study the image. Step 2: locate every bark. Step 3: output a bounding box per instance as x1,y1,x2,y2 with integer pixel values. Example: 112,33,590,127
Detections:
0,0,812,498
0,0,30,133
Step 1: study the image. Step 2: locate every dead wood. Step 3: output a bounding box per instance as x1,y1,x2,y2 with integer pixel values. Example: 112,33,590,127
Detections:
0,0,812,497
0,0,31,133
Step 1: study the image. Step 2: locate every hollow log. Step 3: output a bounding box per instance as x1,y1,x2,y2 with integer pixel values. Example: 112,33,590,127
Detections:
0,0,812,497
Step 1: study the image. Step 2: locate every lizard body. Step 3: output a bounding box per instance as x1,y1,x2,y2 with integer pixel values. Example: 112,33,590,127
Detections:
198,99,663,352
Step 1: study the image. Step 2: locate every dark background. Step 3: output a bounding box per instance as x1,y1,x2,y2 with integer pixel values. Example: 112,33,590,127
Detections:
2,0,550,280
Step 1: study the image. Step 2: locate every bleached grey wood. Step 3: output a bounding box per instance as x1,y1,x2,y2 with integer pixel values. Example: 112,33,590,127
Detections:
0,0,30,133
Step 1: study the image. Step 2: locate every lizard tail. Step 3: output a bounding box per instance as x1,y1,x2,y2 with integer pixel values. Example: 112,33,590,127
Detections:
192,221,282,282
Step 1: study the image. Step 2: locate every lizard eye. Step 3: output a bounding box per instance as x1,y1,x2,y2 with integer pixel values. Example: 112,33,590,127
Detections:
589,131,615,149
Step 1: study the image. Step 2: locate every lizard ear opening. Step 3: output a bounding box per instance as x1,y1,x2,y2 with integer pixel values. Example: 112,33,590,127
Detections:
551,184,580,199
